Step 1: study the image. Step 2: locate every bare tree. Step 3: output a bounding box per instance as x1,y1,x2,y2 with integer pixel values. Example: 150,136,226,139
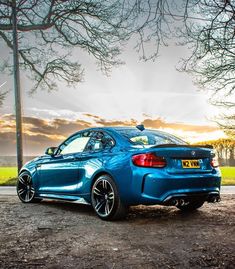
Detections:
1,0,234,134
181,1,235,93
0,0,129,93
176,0,235,134
0,0,177,94
0,80,7,106
0,91,6,106
217,114,235,139
132,0,235,134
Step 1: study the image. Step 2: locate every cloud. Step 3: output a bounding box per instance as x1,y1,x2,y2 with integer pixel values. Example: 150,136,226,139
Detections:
0,115,92,155
95,118,138,127
0,113,224,156
83,113,102,120
25,117,91,137
141,118,218,133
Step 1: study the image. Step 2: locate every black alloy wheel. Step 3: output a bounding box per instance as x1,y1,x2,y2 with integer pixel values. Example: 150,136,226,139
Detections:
17,171,41,203
91,175,128,220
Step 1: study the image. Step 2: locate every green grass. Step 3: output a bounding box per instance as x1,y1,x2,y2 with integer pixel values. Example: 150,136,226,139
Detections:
0,167,17,186
220,166,235,185
0,166,234,186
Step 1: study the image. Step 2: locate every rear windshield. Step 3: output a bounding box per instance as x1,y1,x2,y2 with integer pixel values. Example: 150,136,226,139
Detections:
116,129,187,146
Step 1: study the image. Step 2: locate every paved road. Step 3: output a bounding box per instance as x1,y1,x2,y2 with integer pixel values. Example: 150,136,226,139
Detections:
0,186,234,196
222,186,235,194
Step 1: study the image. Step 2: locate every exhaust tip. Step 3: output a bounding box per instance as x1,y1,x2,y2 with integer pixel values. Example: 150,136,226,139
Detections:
179,199,185,206
208,195,221,203
172,199,178,206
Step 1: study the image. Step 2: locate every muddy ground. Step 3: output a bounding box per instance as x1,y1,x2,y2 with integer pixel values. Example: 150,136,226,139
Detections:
0,195,234,269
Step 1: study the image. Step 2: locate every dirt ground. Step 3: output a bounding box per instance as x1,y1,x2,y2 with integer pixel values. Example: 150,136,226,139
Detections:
0,195,234,269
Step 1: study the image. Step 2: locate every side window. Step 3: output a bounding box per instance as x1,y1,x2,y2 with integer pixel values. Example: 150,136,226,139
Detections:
130,135,149,145
59,133,91,155
85,131,115,152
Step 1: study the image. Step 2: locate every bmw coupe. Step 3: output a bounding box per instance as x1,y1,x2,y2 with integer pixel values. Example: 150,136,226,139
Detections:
17,126,221,220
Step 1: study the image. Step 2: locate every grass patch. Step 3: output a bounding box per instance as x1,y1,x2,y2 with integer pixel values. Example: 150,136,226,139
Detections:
220,167,235,185
0,167,17,186
0,177,17,186
0,166,234,186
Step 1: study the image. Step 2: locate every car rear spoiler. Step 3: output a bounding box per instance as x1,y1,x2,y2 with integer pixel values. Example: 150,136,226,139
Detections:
152,144,213,149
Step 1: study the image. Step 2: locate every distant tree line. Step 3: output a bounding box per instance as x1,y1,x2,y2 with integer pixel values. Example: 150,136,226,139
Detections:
196,139,235,166
0,156,36,167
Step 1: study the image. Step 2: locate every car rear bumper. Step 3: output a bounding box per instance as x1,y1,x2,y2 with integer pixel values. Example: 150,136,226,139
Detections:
126,168,221,205
137,187,221,205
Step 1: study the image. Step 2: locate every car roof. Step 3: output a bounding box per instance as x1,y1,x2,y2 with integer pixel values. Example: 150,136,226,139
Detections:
85,126,151,131
85,127,185,142
81,126,155,134
78,126,175,135
81,126,172,138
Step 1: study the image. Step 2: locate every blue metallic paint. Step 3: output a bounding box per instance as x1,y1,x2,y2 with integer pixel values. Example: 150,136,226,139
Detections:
19,127,221,206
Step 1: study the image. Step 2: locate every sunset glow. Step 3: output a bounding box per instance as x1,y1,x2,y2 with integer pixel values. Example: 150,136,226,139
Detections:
0,113,226,156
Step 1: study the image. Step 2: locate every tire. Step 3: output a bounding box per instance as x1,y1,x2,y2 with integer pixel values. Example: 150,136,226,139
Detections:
17,171,42,203
91,174,128,220
177,200,204,212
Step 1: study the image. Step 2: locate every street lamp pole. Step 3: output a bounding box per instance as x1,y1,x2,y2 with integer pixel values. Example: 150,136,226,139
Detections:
12,0,23,173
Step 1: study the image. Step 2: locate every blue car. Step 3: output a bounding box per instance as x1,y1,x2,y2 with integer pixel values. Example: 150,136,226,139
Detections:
17,126,221,220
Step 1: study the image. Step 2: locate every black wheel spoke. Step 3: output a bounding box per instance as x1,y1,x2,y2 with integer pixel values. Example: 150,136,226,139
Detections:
108,192,114,201
18,176,27,186
102,180,107,190
25,191,30,202
18,188,26,196
30,188,35,195
105,201,110,215
93,187,102,196
95,200,105,212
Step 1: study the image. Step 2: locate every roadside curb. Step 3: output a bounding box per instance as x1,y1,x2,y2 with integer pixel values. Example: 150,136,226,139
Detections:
0,186,235,196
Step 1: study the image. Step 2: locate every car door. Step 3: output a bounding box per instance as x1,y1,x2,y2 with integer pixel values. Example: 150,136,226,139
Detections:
76,131,116,198
37,132,91,195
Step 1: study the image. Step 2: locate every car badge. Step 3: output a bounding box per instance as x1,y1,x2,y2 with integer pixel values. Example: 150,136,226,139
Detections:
191,151,196,156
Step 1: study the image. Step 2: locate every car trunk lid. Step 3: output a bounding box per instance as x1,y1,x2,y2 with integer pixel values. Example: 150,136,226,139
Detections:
148,145,214,174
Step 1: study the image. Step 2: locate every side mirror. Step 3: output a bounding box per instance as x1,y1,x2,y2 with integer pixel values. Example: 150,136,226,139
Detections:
45,147,57,156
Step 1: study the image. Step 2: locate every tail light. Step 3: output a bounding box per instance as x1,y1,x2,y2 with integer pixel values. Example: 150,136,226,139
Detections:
211,156,219,168
132,153,166,168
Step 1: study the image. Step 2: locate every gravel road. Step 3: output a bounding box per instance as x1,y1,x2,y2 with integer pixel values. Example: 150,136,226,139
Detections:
0,194,234,269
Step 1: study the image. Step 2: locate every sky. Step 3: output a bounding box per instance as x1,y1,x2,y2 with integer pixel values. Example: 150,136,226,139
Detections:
0,37,226,156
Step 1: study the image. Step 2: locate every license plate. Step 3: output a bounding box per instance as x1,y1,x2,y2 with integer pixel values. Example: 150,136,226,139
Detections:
182,159,200,169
